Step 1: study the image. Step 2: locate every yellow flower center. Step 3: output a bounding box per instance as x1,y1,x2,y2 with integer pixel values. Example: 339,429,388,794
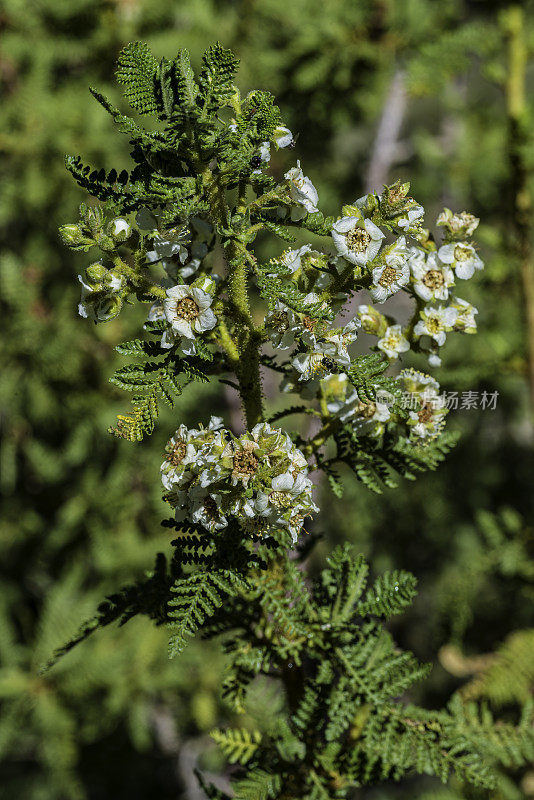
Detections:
166,439,187,466
346,227,371,252
423,269,445,290
270,490,293,508
378,266,399,288
356,401,377,419
425,316,441,334
175,296,200,321
453,244,470,262
418,403,434,424
232,448,259,479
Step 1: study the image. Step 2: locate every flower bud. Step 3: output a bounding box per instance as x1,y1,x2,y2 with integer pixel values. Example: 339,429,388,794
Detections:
59,223,84,245
357,304,388,337
192,275,217,296
108,218,132,242
85,262,107,284
94,294,123,321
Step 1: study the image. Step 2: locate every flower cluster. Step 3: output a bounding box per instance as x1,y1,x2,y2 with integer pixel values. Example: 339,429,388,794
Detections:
62,89,484,549
161,418,318,542
322,368,448,442
78,262,125,322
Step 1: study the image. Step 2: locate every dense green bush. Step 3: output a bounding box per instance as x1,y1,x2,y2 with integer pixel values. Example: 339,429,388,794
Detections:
1,1,533,798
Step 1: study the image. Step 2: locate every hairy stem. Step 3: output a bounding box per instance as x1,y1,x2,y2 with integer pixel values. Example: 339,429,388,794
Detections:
203,168,264,428
505,7,534,412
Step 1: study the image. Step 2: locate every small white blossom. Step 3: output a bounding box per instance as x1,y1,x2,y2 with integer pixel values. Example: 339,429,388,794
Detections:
451,296,478,333
272,244,312,276
332,216,384,267
400,369,448,441
410,251,455,302
284,161,319,220
324,373,391,433
438,242,484,280
377,325,410,359
437,208,479,238
273,126,294,148
396,204,424,232
370,237,410,302
189,488,228,532
264,293,322,351
292,318,359,380
163,284,217,340
414,305,458,346
161,425,201,490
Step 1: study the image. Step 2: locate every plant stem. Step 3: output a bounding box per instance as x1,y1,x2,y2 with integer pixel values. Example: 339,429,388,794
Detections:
203,169,264,428
505,6,534,412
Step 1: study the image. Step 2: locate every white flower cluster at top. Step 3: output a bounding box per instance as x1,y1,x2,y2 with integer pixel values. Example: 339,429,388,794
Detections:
161,418,318,542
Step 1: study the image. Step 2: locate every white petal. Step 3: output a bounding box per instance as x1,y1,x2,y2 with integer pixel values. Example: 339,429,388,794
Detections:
272,472,294,491
197,307,217,331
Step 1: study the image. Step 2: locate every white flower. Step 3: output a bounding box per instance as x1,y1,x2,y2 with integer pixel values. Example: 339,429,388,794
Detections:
414,305,458,346
161,425,201,490
292,318,359,381
256,472,307,511
284,160,319,220
332,216,384,267
324,317,360,357
265,303,302,350
377,325,410,359
438,242,484,280
163,284,217,339
273,126,293,148
271,244,312,276
370,237,410,302
400,369,447,441
255,472,318,543
110,218,132,240
189,488,228,532
292,349,341,382
396,204,424,231
437,208,479,238
400,369,440,395
451,296,478,333
77,271,124,322
410,251,455,302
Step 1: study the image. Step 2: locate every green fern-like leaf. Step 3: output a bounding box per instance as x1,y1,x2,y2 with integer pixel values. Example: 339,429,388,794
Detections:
358,570,418,619
168,570,249,657
211,728,262,765
116,41,159,115
198,42,239,115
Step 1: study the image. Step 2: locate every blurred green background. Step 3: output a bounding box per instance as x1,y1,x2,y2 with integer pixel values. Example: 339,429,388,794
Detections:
1,0,534,798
